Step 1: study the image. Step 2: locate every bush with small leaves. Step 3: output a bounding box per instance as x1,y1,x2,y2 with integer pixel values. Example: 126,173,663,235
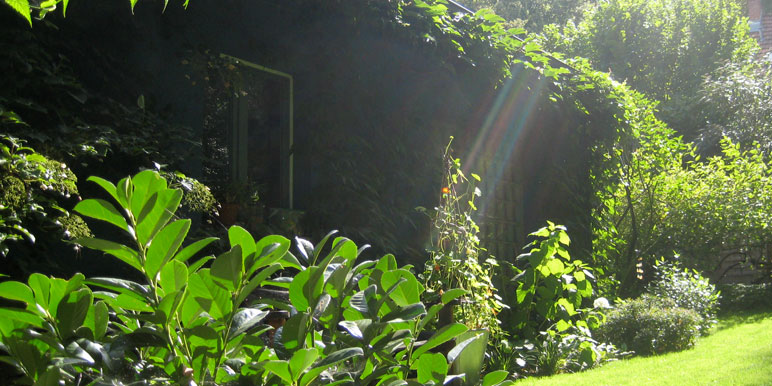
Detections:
597,295,702,356
717,283,772,314
647,257,719,334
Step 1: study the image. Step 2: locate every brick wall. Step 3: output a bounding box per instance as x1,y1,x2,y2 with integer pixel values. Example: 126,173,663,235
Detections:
749,0,772,56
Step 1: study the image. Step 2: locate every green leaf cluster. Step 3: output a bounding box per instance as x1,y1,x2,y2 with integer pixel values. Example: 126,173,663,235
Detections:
2,0,190,25
506,222,597,338
421,138,506,341
0,134,84,258
0,170,517,385
542,0,757,140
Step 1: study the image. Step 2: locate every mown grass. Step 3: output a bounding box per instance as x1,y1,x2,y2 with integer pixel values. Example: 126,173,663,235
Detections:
515,311,772,385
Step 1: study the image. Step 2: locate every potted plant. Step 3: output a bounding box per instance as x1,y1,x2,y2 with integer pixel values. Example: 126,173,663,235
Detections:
420,139,506,385
219,180,261,225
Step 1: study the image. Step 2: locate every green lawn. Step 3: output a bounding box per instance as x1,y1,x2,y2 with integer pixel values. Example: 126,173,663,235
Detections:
515,311,772,386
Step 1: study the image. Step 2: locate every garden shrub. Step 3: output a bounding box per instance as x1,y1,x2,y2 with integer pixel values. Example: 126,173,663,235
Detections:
0,170,517,385
488,223,625,377
647,257,719,334
597,295,702,356
0,135,83,258
421,140,505,339
717,283,772,313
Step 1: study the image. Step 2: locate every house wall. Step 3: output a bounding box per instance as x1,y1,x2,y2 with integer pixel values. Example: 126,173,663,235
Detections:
749,0,772,57
48,0,595,264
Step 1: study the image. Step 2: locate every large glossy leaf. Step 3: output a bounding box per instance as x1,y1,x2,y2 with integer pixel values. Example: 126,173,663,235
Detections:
228,226,256,258
447,334,479,363
261,360,292,384
187,270,232,319
7,338,43,379
210,246,243,292
349,285,377,317
75,238,141,272
27,274,50,310
46,277,69,320
310,230,338,265
330,237,357,263
381,303,426,323
129,170,167,216
412,323,468,359
282,312,309,350
73,199,130,233
115,177,132,212
35,367,61,386
313,346,363,369
289,267,322,311
381,269,424,307
289,348,319,381
136,189,182,248
4,0,31,26
174,237,218,263
229,308,269,337
82,301,109,341
338,320,365,340
412,352,447,384
160,260,188,295
188,255,214,275
114,293,152,313
481,370,509,386
252,236,291,275
0,308,43,327
294,236,314,265
441,288,468,305
86,277,149,302
86,176,118,204
0,281,33,306
56,288,93,340
235,263,282,306
154,290,185,324
145,219,191,279
324,264,350,299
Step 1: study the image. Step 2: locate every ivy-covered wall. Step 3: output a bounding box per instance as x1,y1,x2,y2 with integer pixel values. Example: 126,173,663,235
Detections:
1,0,600,268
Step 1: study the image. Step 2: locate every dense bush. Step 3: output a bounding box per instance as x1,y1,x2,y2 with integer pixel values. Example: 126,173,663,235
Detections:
543,0,756,140
0,170,517,385
647,258,719,333
0,135,86,258
597,296,702,356
717,283,772,313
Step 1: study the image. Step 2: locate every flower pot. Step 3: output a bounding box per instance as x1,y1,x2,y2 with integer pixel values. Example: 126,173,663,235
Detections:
450,329,489,386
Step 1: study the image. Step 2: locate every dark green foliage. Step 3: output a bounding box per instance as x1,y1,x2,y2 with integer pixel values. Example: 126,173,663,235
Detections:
698,60,772,153
0,135,84,258
421,140,504,337
543,0,757,140
1,0,189,25
467,0,591,32
502,222,596,338
162,170,218,216
488,223,627,377
0,19,200,178
0,170,517,385
717,283,772,314
647,258,719,334
597,296,702,356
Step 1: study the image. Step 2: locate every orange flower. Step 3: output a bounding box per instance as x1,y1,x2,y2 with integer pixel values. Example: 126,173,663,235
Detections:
434,264,441,271
441,187,450,194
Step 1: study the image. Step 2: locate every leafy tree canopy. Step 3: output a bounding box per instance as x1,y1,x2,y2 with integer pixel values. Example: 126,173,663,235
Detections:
542,0,757,141
466,0,592,32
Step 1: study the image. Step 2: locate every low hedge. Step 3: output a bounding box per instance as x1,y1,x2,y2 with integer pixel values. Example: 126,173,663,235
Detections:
717,283,772,313
597,295,702,356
